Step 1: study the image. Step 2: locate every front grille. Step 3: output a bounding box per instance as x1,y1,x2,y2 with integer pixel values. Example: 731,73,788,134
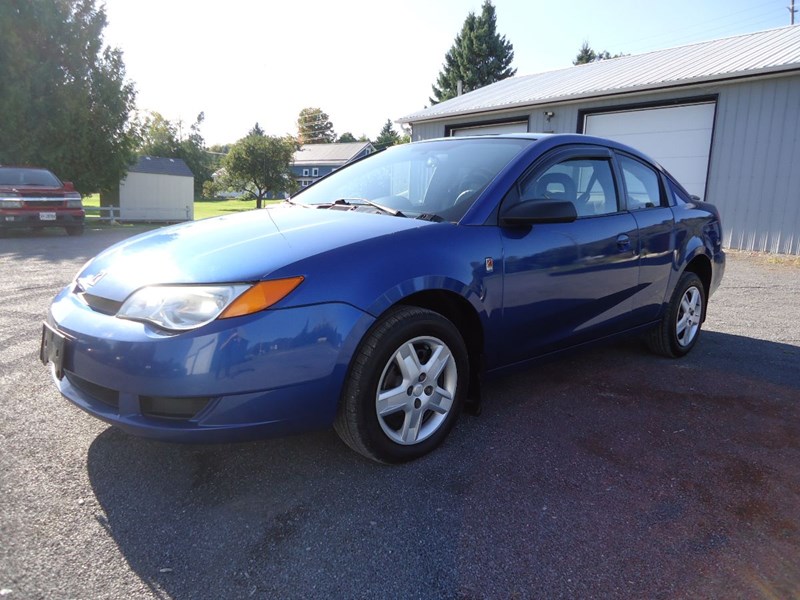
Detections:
24,200,64,207
65,372,120,409
140,396,212,420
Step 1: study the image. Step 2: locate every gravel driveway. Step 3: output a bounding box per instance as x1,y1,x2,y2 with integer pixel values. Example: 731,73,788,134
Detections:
1,226,798,599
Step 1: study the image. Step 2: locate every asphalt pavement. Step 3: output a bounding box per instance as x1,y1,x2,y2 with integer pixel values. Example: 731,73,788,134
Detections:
1,225,798,599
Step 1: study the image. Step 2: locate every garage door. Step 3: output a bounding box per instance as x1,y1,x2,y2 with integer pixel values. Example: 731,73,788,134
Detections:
584,102,716,199
451,120,529,137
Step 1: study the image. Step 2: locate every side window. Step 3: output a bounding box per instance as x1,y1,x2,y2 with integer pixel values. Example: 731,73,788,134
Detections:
519,158,618,217
668,179,692,205
619,155,662,210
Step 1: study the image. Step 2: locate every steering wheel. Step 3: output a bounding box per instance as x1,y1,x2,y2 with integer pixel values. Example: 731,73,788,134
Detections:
454,188,476,206
453,169,494,207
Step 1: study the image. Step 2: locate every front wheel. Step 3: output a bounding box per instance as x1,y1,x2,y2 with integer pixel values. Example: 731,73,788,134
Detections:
647,272,706,358
334,306,468,463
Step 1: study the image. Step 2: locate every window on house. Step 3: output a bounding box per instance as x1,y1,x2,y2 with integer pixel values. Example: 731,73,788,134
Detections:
312,168,319,176
303,169,309,176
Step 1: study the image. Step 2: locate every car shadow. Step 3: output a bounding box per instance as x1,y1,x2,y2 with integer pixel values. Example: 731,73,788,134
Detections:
86,330,800,598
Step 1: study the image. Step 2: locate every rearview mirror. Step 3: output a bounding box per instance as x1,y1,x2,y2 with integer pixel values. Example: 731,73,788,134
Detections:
500,200,578,226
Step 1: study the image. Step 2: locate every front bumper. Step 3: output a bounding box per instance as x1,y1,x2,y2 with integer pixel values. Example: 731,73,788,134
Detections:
1,209,84,228
45,284,373,442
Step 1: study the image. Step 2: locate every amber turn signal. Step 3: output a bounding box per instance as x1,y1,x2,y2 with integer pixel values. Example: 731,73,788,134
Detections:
219,277,304,319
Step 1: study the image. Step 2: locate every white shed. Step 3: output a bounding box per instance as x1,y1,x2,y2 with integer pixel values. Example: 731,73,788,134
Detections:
119,156,194,222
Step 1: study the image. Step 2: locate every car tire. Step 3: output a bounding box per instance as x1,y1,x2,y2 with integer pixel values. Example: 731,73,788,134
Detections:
66,225,84,236
334,305,468,463
647,271,706,358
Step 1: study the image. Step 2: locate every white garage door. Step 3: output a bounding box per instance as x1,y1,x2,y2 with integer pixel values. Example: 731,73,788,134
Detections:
584,102,715,199
451,120,528,137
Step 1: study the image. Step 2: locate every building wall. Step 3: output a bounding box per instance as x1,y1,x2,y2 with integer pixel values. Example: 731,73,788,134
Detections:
706,75,800,255
119,172,194,221
410,74,800,254
292,165,336,189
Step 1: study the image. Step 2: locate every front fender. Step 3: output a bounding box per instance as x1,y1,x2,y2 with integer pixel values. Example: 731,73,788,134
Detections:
270,222,503,320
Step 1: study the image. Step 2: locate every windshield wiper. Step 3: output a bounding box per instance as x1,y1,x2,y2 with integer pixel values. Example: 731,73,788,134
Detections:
329,198,406,217
416,213,444,222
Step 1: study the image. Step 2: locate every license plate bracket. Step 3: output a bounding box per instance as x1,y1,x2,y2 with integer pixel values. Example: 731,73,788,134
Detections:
40,322,67,379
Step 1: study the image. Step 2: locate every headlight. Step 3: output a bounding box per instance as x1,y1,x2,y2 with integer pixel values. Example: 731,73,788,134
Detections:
117,277,304,331
0,199,23,209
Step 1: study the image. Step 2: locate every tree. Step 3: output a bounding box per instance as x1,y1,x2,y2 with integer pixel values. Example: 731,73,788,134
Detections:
573,41,623,65
138,112,178,156
374,119,401,151
430,1,516,105
337,132,357,143
176,112,213,196
223,134,298,208
0,0,137,192
297,107,336,144
138,111,212,197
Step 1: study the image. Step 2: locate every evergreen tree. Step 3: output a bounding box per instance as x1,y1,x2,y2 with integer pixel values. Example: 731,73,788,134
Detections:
574,42,597,65
430,1,516,105
337,132,357,143
374,119,400,151
297,107,336,144
573,41,622,65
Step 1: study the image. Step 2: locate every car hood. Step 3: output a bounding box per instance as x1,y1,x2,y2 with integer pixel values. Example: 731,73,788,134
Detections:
77,205,432,301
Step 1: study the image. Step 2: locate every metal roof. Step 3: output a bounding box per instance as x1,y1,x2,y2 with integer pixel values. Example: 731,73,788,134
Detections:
129,156,194,177
400,25,800,124
293,142,374,165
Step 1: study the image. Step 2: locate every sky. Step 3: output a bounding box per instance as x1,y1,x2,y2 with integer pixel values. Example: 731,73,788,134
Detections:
101,0,795,146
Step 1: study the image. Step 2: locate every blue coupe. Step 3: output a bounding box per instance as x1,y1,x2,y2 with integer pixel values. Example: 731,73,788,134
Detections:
41,134,725,462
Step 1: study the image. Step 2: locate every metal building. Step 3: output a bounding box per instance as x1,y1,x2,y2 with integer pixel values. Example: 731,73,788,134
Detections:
400,26,800,255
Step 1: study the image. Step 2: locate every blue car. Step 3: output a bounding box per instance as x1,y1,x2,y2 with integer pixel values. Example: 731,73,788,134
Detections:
41,134,725,463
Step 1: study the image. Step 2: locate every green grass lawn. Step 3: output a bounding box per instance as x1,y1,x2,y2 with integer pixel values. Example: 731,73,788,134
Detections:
82,194,278,220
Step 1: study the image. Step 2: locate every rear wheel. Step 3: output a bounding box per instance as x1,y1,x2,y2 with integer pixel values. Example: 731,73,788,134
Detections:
65,224,84,236
334,305,468,463
647,272,705,358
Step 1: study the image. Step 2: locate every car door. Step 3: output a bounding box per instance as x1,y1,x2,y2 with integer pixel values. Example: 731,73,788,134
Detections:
497,146,641,365
615,152,676,324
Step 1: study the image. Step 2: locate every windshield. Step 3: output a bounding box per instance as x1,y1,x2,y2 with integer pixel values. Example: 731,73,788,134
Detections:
292,137,533,221
0,168,62,187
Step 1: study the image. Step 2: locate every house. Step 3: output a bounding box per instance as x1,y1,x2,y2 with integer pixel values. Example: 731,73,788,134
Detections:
399,26,800,255
292,142,375,189
104,156,194,222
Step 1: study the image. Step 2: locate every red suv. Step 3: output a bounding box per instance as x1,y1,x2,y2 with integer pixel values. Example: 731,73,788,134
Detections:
0,166,85,236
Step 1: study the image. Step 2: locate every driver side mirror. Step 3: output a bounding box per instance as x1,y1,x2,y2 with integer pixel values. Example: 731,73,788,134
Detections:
500,200,578,227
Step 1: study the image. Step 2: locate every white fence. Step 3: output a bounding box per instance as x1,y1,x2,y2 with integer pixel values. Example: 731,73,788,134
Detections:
83,206,120,222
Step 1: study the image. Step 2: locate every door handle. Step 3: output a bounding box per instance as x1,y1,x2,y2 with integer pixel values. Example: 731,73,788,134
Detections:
616,234,631,251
